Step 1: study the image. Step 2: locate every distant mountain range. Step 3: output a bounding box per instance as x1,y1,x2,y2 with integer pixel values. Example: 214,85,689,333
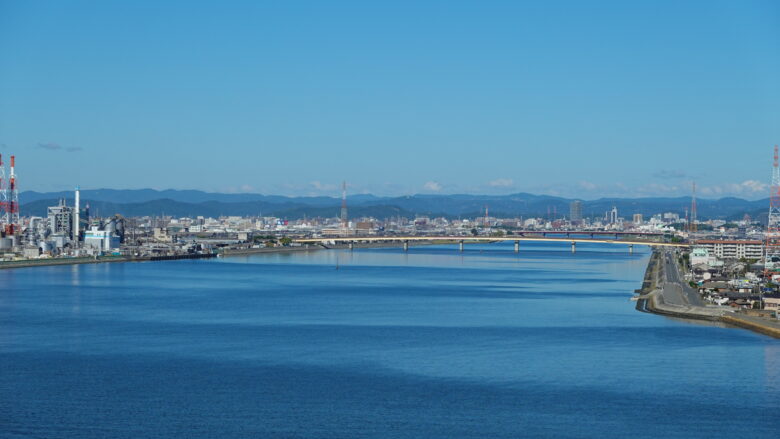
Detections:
19,189,770,221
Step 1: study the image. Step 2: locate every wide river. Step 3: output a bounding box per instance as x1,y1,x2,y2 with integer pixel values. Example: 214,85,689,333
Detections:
1,242,778,438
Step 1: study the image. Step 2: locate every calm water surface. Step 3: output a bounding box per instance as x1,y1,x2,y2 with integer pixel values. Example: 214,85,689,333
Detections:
1,242,778,438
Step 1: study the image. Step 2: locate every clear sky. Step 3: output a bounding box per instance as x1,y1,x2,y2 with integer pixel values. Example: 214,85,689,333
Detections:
0,0,778,199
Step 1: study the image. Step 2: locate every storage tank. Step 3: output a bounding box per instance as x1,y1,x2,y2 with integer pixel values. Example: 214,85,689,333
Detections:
104,218,117,235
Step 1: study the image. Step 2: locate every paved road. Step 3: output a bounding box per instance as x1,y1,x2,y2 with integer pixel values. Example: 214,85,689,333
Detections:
661,249,703,307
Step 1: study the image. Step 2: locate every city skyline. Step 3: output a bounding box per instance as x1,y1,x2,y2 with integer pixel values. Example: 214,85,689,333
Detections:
1,1,778,198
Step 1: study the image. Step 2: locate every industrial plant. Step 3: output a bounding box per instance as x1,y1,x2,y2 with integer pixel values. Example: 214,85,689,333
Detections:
0,155,130,260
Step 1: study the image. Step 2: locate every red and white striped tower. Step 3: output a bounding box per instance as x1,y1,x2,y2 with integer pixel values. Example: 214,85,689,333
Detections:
0,154,6,231
764,145,780,278
6,155,19,235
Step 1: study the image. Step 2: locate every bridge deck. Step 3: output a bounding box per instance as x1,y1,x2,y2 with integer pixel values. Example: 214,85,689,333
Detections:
294,236,687,247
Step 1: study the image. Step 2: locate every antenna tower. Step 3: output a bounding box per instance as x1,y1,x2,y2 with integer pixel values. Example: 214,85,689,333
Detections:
0,154,6,231
764,145,780,278
340,181,348,232
5,155,19,235
690,182,697,236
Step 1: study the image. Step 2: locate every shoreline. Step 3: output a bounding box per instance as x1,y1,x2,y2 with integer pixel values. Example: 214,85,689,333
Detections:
0,240,452,270
635,248,780,339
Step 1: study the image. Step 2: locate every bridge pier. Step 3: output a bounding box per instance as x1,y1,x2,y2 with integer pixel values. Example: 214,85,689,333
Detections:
459,240,464,252
403,240,409,252
571,241,576,253
349,241,354,251
514,240,519,253
629,244,633,254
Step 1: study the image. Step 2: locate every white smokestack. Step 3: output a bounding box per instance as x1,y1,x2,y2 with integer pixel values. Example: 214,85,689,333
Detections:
74,186,80,242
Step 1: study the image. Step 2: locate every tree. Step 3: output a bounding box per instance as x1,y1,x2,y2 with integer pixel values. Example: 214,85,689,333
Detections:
279,237,292,246
471,228,478,236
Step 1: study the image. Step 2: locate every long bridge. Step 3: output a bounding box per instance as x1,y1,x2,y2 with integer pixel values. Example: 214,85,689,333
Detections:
294,235,688,253
504,230,664,237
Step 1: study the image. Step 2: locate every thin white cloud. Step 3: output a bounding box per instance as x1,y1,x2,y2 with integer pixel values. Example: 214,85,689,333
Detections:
488,178,514,187
637,183,680,194
699,180,768,197
653,169,687,179
423,181,442,192
37,142,82,152
38,142,61,150
310,181,338,192
578,181,598,191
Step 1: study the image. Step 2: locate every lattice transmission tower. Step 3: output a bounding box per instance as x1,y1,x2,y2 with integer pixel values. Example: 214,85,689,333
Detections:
764,145,780,278
0,154,6,230
8,155,19,235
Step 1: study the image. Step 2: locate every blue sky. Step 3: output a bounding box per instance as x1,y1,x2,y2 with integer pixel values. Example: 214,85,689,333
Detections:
0,0,778,199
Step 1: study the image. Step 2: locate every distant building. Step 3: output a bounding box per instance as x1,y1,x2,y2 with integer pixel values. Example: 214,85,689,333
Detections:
632,213,643,225
763,293,780,315
690,247,719,266
696,240,763,260
569,200,582,222
662,212,680,222
47,199,74,239
83,227,121,252
355,221,375,235
153,227,172,242
609,206,618,224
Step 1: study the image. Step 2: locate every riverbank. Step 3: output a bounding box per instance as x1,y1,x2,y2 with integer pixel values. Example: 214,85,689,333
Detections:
0,252,218,270
0,240,455,270
636,248,780,338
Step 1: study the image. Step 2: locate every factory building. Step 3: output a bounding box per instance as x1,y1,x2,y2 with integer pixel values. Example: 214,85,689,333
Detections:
47,199,74,238
83,227,121,252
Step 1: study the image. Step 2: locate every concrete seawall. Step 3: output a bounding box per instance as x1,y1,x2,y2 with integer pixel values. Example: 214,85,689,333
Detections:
0,253,215,270
721,315,780,338
638,289,725,322
636,248,780,339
